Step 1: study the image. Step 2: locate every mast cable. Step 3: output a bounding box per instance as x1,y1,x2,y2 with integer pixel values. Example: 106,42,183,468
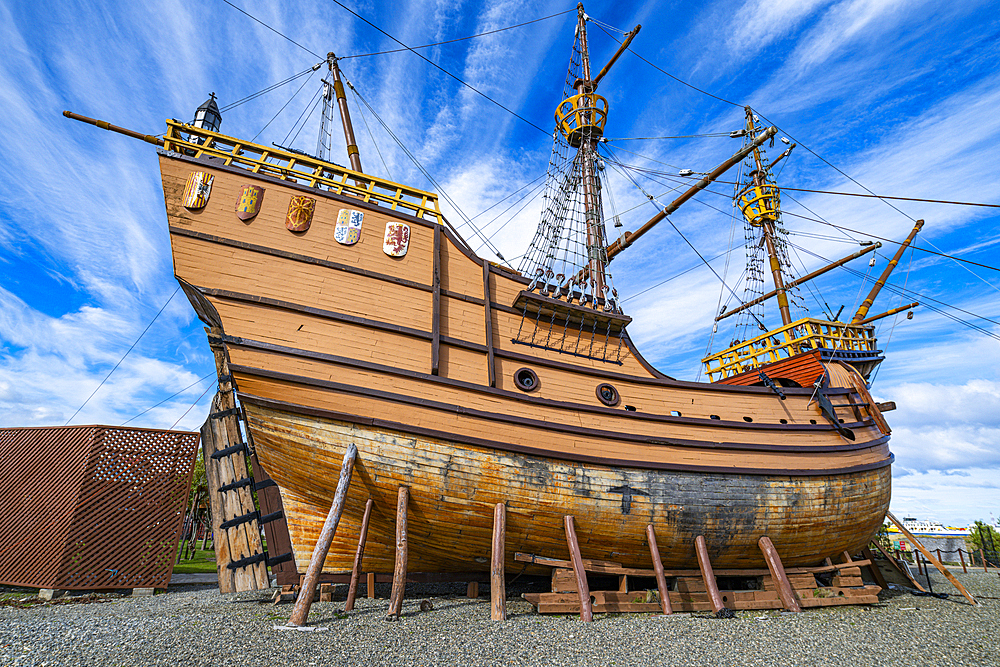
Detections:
220,0,323,58
348,84,394,181
345,78,512,266
339,8,577,59
787,242,1000,337
328,0,549,135
169,382,215,431
64,287,180,426
282,85,324,146
220,68,315,112
121,373,215,427
252,71,316,142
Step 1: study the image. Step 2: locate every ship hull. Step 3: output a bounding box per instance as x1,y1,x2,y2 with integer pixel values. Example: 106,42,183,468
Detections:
244,396,890,572
156,139,894,574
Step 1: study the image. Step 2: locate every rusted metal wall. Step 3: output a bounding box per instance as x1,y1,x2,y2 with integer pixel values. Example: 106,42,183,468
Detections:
0,425,200,590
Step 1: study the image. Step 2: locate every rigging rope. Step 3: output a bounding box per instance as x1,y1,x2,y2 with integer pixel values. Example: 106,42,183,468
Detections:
220,67,316,113
220,0,323,58
252,70,316,142
120,373,215,427
64,287,180,426
328,0,549,135
339,8,576,59
345,78,512,266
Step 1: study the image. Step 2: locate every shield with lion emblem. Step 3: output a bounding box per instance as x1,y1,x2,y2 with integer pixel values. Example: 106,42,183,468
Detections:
383,222,410,257
334,209,364,245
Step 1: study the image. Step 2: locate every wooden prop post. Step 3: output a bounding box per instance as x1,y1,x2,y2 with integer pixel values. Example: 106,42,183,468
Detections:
861,547,888,590
645,525,672,615
287,443,358,626
344,498,374,612
695,535,725,615
886,511,977,605
288,442,358,626
981,548,988,573
959,549,967,573
491,503,507,621
871,538,926,592
387,486,410,619
758,536,802,612
563,516,593,622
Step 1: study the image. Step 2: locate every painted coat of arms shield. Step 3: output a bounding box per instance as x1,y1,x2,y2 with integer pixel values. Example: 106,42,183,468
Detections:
383,222,410,257
285,195,316,232
235,184,264,221
182,171,214,209
334,209,363,245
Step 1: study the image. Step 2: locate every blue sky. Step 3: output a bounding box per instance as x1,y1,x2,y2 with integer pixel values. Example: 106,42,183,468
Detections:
1,0,998,526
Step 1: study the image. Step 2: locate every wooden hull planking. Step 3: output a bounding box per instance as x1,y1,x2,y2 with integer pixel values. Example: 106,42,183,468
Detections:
244,399,890,573
158,149,893,573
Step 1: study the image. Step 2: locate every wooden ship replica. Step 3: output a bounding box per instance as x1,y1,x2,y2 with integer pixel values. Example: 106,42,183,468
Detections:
65,5,925,616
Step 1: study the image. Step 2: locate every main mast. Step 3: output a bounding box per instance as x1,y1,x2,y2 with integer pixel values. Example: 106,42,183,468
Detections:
742,107,792,327
574,6,607,299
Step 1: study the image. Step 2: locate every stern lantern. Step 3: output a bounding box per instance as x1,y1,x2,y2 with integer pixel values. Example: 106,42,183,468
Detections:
193,92,222,132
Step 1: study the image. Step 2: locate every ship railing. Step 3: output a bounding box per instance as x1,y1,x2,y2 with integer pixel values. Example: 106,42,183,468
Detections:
701,317,878,382
162,120,443,224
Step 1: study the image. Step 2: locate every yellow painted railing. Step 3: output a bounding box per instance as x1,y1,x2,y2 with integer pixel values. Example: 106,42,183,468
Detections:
702,317,878,382
162,120,442,223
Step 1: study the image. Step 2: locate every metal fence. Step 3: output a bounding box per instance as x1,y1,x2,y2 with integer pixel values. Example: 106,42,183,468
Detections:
0,425,200,590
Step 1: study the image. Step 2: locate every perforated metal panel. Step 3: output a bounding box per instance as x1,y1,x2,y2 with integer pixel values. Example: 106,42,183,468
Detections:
0,425,200,590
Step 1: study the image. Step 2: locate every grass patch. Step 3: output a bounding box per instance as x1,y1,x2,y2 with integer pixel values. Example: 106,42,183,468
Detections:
172,548,218,574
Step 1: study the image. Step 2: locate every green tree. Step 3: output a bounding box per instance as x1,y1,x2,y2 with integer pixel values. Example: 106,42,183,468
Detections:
965,520,1000,554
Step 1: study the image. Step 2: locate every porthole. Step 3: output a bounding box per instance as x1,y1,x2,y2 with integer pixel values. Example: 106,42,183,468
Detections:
710,414,721,420
809,419,817,424
743,416,753,422
596,383,620,407
624,405,636,412
514,368,539,392
779,419,788,424
670,410,682,417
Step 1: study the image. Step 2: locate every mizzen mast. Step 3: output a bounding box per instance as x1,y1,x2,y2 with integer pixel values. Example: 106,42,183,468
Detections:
740,106,793,327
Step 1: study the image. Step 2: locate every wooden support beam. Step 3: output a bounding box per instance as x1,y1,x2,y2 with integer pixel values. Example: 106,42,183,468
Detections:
645,525,672,615
491,503,506,621
981,548,988,573
870,538,925,592
886,511,978,605
564,516,593,622
287,443,358,626
861,547,888,590
431,225,441,376
345,497,373,612
959,549,967,573
694,535,725,615
387,486,410,619
483,262,496,387
758,536,802,612
367,572,375,598
467,581,479,598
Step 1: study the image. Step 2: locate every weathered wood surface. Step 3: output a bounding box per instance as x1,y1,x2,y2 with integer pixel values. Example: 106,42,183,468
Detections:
200,335,268,594
886,511,977,605
247,401,890,574
695,535,725,614
646,525,672,614
345,498,373,612
491,503,506,621
758,536,802,612
288,443,357,626
160,150,893,578
387,487,409,619
564,516,593,622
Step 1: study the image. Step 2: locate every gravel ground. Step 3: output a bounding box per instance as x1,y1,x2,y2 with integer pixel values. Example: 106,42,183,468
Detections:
2,571,997,666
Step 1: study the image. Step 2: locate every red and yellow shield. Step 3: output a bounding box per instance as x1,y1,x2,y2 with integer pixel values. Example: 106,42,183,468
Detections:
383,222,410,257
235,184,264,221
285,195,316,232
182,171,214,209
